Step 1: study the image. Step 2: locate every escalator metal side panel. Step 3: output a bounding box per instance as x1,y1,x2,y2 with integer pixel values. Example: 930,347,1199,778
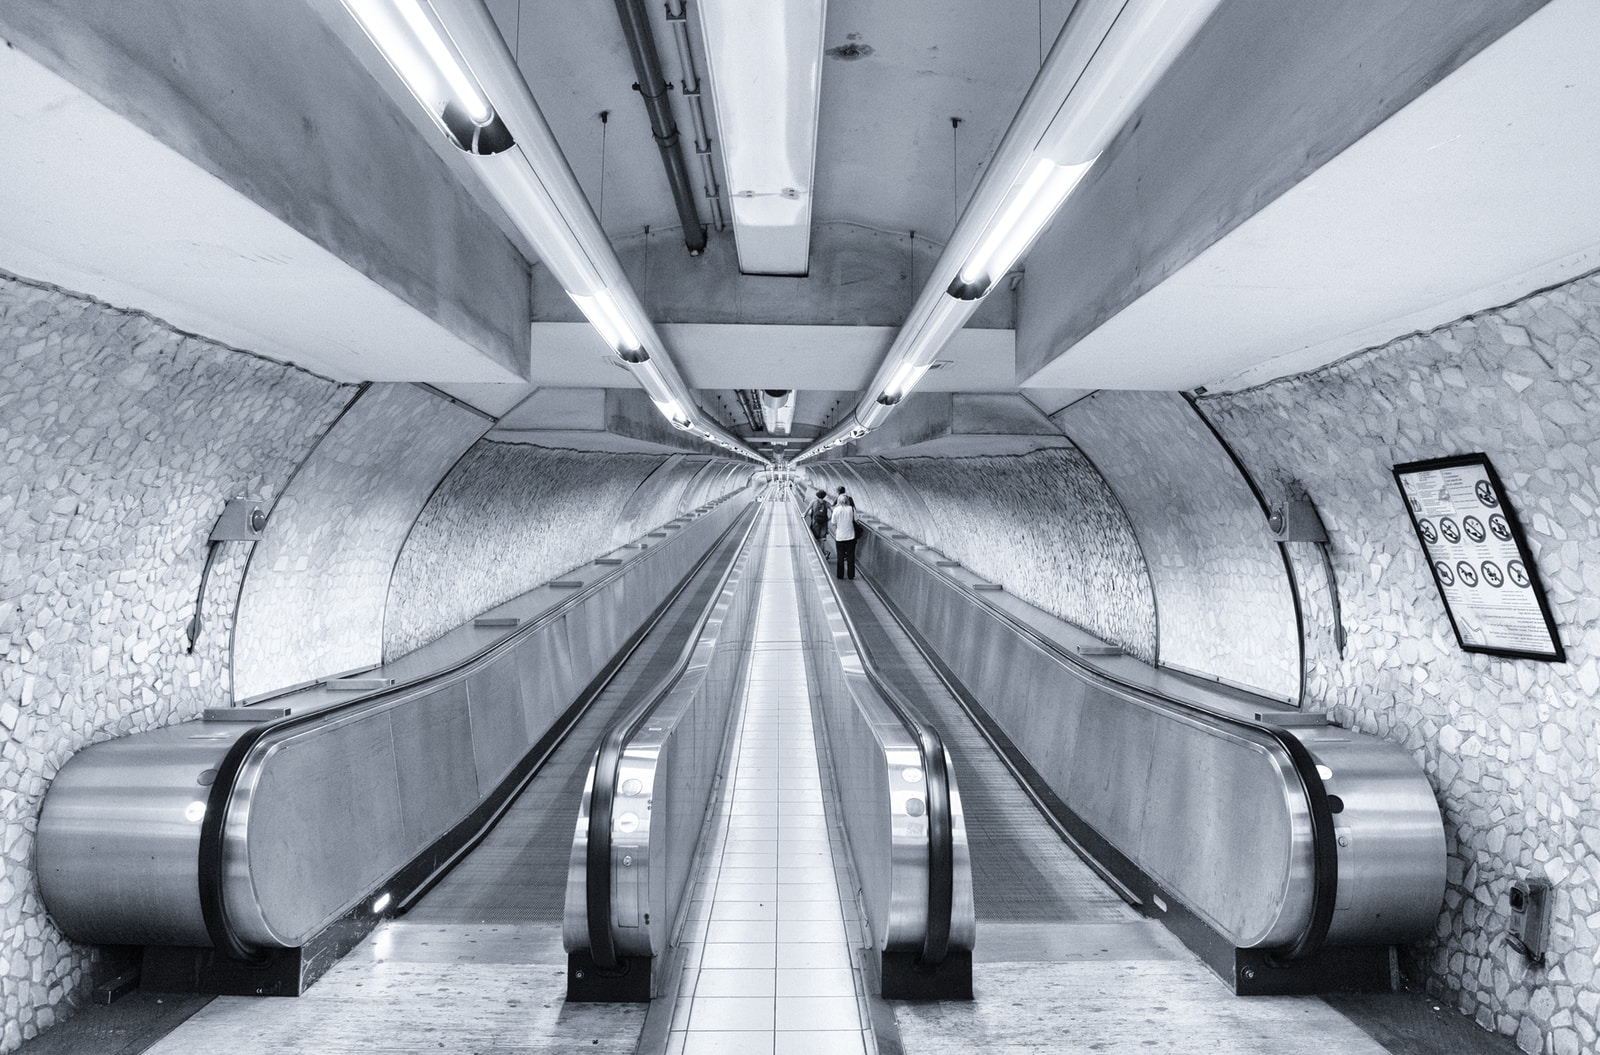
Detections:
855,527,1444,951
790,520,976,957
35,498,749,951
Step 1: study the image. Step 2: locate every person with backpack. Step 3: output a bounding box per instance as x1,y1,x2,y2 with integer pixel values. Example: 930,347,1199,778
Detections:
805,489,830,542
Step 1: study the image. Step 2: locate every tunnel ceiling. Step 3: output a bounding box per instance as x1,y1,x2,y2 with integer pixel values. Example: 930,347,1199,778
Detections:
1,0,1595,449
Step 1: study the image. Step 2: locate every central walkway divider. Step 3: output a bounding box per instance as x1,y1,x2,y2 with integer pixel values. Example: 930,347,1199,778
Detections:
667,510,874,1055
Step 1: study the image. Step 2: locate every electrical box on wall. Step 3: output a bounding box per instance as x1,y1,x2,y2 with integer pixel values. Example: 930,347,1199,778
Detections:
1267,494,1328,543
1508,877,1551,963
209,497,269,542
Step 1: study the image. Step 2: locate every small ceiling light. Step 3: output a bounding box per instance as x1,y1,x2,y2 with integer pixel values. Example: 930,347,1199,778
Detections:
654,398,692,429
568,289,642,355
880,360,934,405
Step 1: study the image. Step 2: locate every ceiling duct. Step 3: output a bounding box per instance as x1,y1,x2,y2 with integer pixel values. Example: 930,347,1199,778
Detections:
697,0,827,275
734,389,766,431
759,389,795,435
611,0,708,253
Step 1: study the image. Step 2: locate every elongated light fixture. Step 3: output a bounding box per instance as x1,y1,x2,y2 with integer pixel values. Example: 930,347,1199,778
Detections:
333,0,766,462
698,0,828,275
567,289,642,356
793,0,1221,464
952,158,1095,295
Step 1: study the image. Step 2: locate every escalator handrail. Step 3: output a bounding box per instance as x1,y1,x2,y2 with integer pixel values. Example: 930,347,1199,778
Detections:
584,503,767,970
863,519,1338,960
197,495,745,963
794,499,956,967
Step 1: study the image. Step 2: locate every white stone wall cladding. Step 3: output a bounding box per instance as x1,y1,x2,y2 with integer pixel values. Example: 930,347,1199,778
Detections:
635,458,716,532
0,273,350,1051
814,452,1158,662
1055,390,1301,700
383,443,675,660
1200,271,1600,1055
809,462,930,541
230,384,488,699
878,452,1157,663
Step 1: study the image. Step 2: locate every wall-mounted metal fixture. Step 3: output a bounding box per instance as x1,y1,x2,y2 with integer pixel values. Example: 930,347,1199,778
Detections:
1508,877,1551,963
1268,488,1346,658
188,498,270,653
1266,495,1327,543
210,497,270,541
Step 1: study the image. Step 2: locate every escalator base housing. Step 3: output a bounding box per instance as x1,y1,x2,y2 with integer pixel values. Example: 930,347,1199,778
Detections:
879,949,973,1001
566,950,653,1003
139,907,374,997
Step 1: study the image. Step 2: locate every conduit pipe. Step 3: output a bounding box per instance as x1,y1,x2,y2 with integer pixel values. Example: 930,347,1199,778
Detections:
612,0,709,254
792,0,1223,464
665,0,727,232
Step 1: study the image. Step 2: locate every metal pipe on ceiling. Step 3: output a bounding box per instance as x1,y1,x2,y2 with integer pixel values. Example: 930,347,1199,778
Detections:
612,0,709,254
665,0,727,232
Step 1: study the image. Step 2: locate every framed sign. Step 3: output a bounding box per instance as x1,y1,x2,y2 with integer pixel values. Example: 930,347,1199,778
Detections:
1393,453,1563,661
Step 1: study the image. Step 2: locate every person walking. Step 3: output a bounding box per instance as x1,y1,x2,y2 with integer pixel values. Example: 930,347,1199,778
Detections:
804,489,830,541
831,495,858,580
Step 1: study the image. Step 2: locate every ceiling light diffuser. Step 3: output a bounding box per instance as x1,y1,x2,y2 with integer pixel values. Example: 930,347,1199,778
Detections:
698,0,827,275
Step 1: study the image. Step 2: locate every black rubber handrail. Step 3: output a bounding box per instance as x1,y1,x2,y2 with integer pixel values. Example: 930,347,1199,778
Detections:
797,500,956,968
584,504,766,970
197,496,746,962
865,522,1338,961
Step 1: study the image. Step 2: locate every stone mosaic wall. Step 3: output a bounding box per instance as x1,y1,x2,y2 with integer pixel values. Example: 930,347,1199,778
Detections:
231,384,487,699
805,461,932,542
1057,391,1302,700
808,450,1158,662
1201,270,1600,1055
0,272,350,1050
384,443,744,659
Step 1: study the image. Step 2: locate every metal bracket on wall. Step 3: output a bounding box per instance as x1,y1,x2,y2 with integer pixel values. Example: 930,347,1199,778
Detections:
187,498,269,653
1267,489,1346,658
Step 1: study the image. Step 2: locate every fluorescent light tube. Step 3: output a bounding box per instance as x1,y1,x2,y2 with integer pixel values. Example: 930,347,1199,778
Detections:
568,289,642,354
653,398,692,429
1034,0,1222,165
342,0,492,124
958,157,1093,288
630,357,675,405
882,361,933,404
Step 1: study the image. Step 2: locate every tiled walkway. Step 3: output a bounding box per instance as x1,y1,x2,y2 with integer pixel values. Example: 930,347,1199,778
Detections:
667,513,874,1055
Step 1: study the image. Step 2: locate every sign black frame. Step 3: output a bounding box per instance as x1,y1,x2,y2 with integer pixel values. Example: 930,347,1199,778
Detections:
1392,452,1564,662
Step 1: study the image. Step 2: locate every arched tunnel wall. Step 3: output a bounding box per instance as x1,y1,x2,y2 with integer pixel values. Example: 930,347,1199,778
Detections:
0,271,354,1042
1198,271,1600,1041
806,451,1159,663
231,383,489,700
1053,391,1302,701
384,444,746,659
6,257,1600,1052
